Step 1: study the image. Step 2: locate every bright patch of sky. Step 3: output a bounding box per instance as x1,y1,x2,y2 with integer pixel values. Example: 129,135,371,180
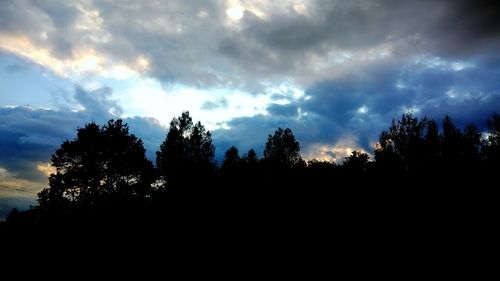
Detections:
1,51,305,131
113,76,277,130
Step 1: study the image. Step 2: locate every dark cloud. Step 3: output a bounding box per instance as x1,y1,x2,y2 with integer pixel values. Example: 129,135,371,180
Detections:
213,115,284,160
2,1,499,90
0,0,49,37
426,0,500,57
267,103,299,117
74,85,123,119
124,116,167,160
0,106,76,181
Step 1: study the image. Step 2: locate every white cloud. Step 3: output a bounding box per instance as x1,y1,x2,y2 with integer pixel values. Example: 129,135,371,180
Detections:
0,34,146,80
414,55,474,72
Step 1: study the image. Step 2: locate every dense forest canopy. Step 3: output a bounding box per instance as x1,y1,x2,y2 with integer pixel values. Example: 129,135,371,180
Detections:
1,111,499,233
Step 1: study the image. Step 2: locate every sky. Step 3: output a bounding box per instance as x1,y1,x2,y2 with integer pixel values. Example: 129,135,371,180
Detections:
1,0,500,216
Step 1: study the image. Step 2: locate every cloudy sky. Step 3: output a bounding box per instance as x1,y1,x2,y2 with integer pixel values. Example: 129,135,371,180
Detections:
1,0,500,215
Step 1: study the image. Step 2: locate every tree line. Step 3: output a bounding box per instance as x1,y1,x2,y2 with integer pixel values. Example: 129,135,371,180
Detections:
2,111,499,232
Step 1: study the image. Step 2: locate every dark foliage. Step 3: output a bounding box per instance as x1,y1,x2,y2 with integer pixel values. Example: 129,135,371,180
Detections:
43,120,152,202
156,111,215,193
2,111,498,244
221,146,241,171
263,127,304,168
343,151,370,173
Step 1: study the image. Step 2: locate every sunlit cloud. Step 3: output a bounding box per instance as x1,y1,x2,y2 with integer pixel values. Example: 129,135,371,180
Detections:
0,34,146,80
303,136,370,163
36,162,55,177
225,5,244,22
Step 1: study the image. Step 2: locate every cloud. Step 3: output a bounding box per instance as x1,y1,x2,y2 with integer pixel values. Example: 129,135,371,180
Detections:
2,1,499,91
124,116,167,160
74,85,123,118
200,97,228,110
2,54,498,180
302,135,371,163
0,106,75,181
4,61,30,74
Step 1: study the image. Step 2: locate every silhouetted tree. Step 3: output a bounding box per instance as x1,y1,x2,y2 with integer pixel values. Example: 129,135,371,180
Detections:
264,128,302,167
375,113,426,171
462,124,482,164
3,208,38,229
221,146,241,170
375,130,403,171
306,159,337,185
38,120,154,211
3,110,500,235
423,119,441,167
442,116,463,166
307,159,335,168
156,111,215,190
239,148,259,186
242,148,258,164
343,151,370,172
